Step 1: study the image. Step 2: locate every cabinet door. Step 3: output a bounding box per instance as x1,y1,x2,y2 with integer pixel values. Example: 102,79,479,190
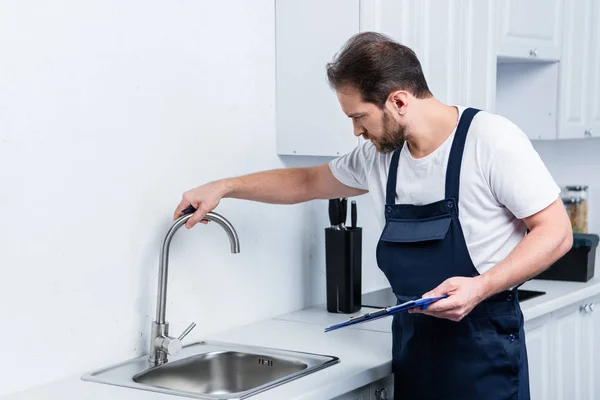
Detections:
381,0,497,111
380,0,462,106
458,0,497,112
524,315,552,400
558,0,594,139
497,0,563,61
551,303,586,400
580,295,600,400
334,385,370,400
275,0,360,156
369,374,394,399
587,0,600,138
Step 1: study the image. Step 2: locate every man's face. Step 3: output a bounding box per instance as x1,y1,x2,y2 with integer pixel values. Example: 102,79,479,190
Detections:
337,86,407,153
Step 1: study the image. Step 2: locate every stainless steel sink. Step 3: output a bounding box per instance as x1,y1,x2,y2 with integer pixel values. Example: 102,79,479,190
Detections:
81,212,338,398
82,341,339,399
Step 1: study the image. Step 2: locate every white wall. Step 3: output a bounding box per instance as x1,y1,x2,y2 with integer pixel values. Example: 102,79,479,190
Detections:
0,1,388,396
6,2,595,396
533,139,600,233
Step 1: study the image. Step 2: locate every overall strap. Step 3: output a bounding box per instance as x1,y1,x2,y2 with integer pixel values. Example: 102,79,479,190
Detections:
385,148,402,205
445,107,480,210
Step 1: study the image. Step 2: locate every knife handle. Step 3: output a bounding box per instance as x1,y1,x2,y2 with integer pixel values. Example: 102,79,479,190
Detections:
328,199,341,228
340,198,347,227
351,200,357,228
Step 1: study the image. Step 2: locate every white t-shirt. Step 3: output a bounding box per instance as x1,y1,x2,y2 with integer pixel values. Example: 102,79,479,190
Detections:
328,106,560,275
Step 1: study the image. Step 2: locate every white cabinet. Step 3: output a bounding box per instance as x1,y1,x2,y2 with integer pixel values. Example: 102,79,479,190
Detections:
557,0,600,139
551,302,586,399
369,374,393,399
557,0,594,139
275,0,499,156
524,314,553,400
524,294,600,400
379,0,497,111
550,296,600,400
495,61,560,140
275,0,360,156
496,0,563,61
334,375,393,400
333,386,370,400
580,294,600,400
458,0,498,111
587,0,600,138
379,0,463,106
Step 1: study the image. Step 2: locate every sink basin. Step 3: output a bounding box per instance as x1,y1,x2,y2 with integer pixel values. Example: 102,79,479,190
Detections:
82,341,339,399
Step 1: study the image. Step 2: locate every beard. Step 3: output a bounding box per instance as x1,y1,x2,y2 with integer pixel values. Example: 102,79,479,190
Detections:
371,110,407,153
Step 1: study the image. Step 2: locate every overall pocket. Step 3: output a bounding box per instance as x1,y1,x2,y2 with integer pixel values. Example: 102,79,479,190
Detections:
379,214,452,243
474,311,523,377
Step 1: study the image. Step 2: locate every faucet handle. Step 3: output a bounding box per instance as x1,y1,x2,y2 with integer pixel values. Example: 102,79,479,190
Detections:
178,322,196,341
155,322,196,356
159,336,183,356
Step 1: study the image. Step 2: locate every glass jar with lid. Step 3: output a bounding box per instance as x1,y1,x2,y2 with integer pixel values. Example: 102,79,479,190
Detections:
561,185,588,233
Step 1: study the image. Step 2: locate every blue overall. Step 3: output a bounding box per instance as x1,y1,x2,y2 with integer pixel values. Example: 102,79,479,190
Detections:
376,108,530,400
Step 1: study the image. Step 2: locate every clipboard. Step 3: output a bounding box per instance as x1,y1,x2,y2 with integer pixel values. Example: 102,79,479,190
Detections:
324,294,448,332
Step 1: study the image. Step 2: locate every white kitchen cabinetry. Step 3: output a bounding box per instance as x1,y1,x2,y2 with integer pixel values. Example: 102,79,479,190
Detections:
275,0,360,156
524,293,600,400
369,374,393,399
557,0,594,139
275,0,497,156
379,0,462,106
551,302,585,399
496,0,563,61
495,61,559,140
333,386,370,400
524,314,552,400
380,0,497,111
587,0,600,138
580,294,600,400
333,375,393,400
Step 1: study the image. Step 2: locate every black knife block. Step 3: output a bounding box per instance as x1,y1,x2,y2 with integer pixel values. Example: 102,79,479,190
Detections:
325,227,362,313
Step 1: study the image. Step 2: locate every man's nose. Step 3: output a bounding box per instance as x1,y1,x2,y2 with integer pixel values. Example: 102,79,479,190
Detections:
353,125,365,137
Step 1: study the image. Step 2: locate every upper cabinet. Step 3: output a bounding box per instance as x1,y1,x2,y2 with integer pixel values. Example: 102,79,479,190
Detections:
380,0,497,111
557,0,600,139
456,0,498,111
275,0,360,156
275,0,600,156
587,0,600,138
557,0,593,139
380,1,465,105
496,0,563,61
275,0,498,157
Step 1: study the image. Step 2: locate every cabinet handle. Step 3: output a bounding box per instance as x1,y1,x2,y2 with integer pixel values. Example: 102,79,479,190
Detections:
529,48,538,57
584,129,592,137
375,387,388,400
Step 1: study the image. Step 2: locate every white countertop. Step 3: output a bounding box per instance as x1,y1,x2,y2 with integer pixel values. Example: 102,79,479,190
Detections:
4,276,600,400
276,276,600,333
2,319,392,400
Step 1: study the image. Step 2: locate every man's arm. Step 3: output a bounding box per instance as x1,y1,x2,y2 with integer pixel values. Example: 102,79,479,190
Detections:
174,164,368,229
476,197,573,296
413,197,573,321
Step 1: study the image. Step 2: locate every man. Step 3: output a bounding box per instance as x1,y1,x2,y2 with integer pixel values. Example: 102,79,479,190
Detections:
174,32,572,399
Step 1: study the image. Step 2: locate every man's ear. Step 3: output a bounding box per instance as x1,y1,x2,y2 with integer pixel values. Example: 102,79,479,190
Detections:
388,90,409,115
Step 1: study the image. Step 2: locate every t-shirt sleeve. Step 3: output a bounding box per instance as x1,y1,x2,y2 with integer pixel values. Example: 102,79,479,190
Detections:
328,141,372,190
477,114,561,220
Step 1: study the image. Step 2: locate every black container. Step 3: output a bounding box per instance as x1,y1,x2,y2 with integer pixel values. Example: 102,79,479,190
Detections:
536,233,599,282
325,227,362,313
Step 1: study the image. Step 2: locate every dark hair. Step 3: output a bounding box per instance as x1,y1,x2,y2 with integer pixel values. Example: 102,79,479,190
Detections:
326,32,432,107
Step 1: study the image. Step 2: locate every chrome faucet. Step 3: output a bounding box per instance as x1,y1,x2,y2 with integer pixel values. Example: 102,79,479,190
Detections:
148,210,240,366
